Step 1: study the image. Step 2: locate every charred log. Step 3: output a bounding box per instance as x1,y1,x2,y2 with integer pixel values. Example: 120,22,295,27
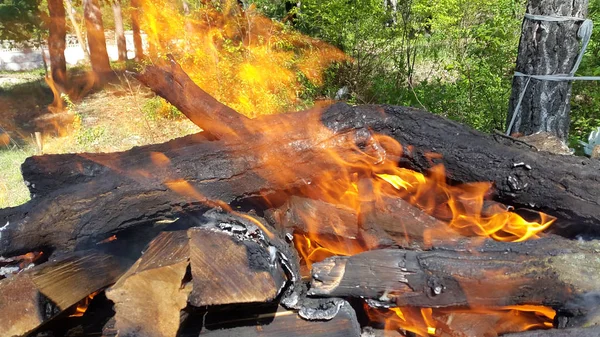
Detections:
0,126,372,256
309,236,600,315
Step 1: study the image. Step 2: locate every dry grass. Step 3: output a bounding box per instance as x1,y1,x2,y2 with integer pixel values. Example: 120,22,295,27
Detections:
0,72,200,208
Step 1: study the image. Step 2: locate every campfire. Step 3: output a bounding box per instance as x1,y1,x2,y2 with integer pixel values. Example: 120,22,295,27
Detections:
1,56,599,337
2,4,600,337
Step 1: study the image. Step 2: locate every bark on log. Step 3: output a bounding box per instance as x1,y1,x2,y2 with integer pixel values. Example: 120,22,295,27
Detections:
309,236,600,314
507,0,590,140
0,125,370,256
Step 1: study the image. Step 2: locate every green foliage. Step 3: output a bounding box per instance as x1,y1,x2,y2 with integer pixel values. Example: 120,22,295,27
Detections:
0,0,44,41
569,0,600,150
142,96,183,121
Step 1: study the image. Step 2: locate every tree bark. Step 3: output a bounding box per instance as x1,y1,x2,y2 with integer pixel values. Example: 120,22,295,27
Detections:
47,0,67,90
507,0,590,141
83,0,112,81
64,0,90,63
130,0,144,61
112,0,127,61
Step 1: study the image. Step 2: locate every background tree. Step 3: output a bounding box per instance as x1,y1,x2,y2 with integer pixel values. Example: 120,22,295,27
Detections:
83,0,112,80
47,0,68,90
131,0,144,60
112,0,127,61
506,0,590,141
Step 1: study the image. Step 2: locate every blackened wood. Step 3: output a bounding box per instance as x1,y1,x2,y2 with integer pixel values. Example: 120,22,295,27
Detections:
309,236,600,313
0,125,367,256
503,326,600,337
106,231,191,337
199,304,361,337
507,0,589,140
135,56,251,139
0,250,129,336
319,103,600,237
133,58,600,234
187,227,286,306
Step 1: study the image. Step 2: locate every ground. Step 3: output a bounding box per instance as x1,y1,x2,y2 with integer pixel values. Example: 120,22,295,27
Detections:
0,69,200,208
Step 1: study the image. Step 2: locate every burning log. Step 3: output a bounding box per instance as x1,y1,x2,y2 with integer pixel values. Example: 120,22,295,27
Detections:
309,236,600,314
0,249,130,336
503,326,600,337
105,231,191,337
133,59,600,236
0,123,374,256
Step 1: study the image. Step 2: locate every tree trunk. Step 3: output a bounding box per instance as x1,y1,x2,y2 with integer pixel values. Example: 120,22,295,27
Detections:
506,0,590,141
64,0,90,63
131,0,144,61
83,0,112,81
112,0,127,61
47,0,67,90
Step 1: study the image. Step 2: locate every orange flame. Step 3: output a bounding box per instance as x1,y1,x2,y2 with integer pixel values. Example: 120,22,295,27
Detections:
365,304,555,336
69,291,99,317
137,0,348,117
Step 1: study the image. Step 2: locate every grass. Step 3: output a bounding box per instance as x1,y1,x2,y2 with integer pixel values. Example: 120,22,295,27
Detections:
0,146,35,207
0,70,201,208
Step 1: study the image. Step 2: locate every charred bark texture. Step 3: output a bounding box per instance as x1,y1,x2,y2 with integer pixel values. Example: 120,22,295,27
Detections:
507,0,589,140
47,0,67,89
0,126,370,256
309,236,600,314
83,0,112,80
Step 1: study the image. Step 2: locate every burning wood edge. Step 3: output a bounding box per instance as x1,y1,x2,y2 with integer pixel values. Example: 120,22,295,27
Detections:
309,236,600,314
503,326,600,337
0,249,131,337
197,303,361,337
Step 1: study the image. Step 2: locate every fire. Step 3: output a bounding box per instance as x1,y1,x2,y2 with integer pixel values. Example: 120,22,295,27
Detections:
137,0,348,117
128,2,557,335
365,304,555,336
69,291,99,317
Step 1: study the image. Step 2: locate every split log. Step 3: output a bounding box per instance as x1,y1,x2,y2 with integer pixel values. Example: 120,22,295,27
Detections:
0,249,129,336
105,231,191,337
309,236,600,314
187,226,287,306
503,326,600,337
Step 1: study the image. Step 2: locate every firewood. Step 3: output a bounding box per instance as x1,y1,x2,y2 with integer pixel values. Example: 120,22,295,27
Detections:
196,303,361,337
503,326,600,337
187,226,287,306
0,249,129,336
309,236,600,315
106,231,191,337
135,55,250,139
0,125,371,256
